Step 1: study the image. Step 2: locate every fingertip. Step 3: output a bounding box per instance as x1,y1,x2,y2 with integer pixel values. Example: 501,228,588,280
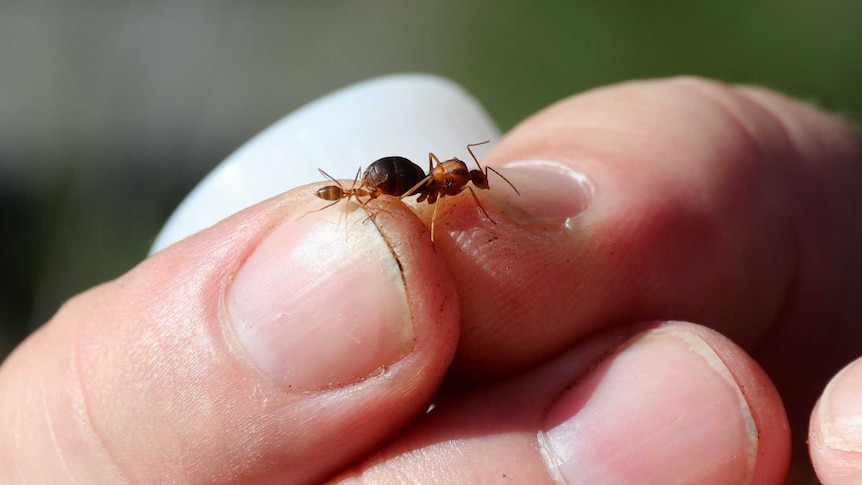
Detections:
669,323,792,484
734,84,862,159
0,186,461,483
424,77,861,395
335,322,791,484
541,322,789,484
810,357,862,484
361,195,462,390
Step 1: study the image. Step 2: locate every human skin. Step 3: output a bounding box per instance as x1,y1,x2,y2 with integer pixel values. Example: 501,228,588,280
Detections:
0,77,860,483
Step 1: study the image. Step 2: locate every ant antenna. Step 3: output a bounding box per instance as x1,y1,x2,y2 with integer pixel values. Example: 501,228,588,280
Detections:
308,166,364,214
466,141,520,196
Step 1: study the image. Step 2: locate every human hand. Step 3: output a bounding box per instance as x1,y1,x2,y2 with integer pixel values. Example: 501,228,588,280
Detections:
1,77,859,484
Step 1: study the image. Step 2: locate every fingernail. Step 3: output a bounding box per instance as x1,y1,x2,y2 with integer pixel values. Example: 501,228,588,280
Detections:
226,211,415,391
485,160,592,227
816,358,862,452
541,325,757,484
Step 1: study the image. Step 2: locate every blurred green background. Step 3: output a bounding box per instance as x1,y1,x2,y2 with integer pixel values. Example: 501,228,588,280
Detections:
1,1,860,359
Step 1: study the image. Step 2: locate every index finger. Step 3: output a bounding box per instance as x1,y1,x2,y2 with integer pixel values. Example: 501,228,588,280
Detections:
422,78,862,404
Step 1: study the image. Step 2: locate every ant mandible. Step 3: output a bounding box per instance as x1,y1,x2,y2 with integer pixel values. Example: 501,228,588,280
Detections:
404,141,520,242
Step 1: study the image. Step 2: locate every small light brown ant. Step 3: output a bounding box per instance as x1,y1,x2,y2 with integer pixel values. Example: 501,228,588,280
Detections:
313,166,372,212
312,156,426,215
403,141,520,242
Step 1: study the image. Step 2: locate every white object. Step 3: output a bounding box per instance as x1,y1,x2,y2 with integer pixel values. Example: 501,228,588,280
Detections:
150,74,500,254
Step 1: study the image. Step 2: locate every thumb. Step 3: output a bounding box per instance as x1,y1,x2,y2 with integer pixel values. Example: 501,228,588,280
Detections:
0,187,458,483
0,74,499,484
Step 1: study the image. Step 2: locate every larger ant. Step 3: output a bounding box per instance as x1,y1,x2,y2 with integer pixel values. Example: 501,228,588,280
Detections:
404,141,520,242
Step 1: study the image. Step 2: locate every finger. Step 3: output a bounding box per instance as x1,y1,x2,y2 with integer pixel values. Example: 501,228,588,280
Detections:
417,79,861,418
0,189,458,483
336,322,790,484
810,357,862,484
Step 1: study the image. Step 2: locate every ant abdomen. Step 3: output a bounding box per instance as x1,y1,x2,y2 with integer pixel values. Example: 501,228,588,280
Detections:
363,156,426,198
311,156,426,214
316,185,346,202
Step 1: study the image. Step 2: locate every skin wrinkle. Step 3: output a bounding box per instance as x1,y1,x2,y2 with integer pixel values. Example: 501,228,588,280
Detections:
739,88,862,166
449,226,527,345
714,90,814,356
740,124,812,374
740,90,851,348
10,374,27,483
733,89,797,159
366,197,416,342
679,81,807,355
676,80,775,162
738,90,862,329
42,386,76,484
69,304,131,484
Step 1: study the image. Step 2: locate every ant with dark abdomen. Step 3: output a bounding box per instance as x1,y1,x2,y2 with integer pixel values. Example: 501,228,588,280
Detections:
313,156,426,210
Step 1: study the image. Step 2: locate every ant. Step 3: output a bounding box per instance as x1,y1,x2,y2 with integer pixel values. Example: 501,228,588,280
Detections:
313,166,371,212
313,156,426,212
403,141,520,242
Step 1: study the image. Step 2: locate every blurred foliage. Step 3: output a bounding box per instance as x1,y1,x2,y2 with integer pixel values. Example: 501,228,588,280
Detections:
0,1,859,359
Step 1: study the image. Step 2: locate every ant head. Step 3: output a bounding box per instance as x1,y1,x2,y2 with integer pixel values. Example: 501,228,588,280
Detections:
470,169,490,190
367,185,386,198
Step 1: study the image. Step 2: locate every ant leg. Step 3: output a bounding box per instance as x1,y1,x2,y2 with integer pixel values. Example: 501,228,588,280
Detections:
348,166,362,191
300,198,341,218
466,186,496,224
430,199,440,243
359,198,385,224
429,152,443,170
466,141,519,195
338,168,363,237
401,174,432,199
466,141,491,171
485,166,521,195
357,193,398,226
343,191,352,239
318,168,345,188
313,199,341,213
359,202,379,225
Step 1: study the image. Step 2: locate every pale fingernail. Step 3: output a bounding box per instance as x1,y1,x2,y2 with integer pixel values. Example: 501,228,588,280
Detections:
226,211,415,391
541,325,757,484
816,358,862,452
485,160,593,227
